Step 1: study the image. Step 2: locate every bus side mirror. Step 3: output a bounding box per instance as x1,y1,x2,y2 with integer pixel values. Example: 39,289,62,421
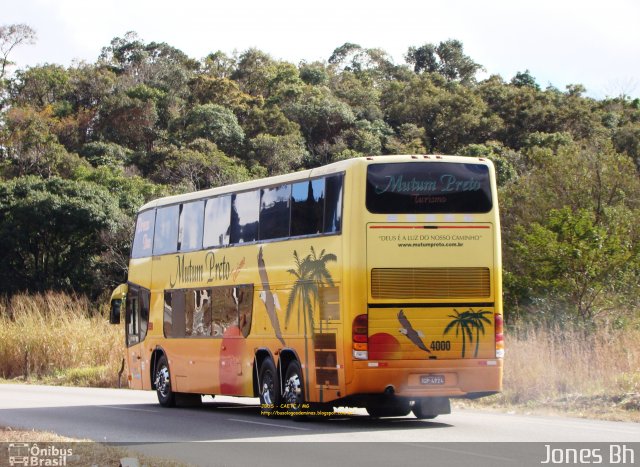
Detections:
110,299,122,325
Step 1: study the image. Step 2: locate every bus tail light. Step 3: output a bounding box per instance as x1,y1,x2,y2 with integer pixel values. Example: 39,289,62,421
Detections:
352,314,368,360
495,313,504,358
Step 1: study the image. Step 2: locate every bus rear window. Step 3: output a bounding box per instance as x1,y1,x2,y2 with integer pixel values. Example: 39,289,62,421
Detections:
366,162,492,214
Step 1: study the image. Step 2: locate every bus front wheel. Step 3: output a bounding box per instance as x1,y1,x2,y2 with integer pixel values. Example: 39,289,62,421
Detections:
154,355,175,407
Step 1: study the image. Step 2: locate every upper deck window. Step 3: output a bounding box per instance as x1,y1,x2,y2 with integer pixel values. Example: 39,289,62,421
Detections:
203,195,231,248
324,174,343,233
178,201,204,252
260,184,291,240
230,190,260,244
131,209,155,258
366,162,492,214
153,205,180,255
291,178,324,236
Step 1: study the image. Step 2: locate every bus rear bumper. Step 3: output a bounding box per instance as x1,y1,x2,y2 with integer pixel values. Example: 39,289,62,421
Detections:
346,359,502,399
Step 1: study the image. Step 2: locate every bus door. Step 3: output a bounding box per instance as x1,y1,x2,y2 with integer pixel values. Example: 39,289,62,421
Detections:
126,284,150,389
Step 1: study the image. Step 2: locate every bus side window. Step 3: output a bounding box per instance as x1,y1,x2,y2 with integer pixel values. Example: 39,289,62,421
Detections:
210,285,252,337
185,289,212,337
153,205,180,255
259,184,291,240
131,210,155,258
324,174,343,233
211,287,234,337
163,292,173,338
178,201,204,252
291,178,324,236
203,196,231,248
230,191,260,244
126,288,139,347
237,285,254,338
164,290,185,338
139,288,149,342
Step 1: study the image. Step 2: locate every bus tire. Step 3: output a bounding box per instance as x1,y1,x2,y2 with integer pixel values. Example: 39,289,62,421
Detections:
258,358,280,416
412,404,438,420
282,360,305,420
154,355,176,407
412,397,450,419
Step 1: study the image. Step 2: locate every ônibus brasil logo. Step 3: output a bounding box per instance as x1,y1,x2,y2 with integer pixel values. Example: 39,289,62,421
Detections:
7,443,73,466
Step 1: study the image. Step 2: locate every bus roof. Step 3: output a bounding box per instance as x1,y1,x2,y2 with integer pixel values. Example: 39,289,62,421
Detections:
139,154,493,212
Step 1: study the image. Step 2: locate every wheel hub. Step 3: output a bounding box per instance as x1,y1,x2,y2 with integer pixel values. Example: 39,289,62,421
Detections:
283,373,302,406
155,366,170,398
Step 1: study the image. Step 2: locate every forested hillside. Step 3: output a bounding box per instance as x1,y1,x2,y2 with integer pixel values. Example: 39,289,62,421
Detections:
1,28,639,326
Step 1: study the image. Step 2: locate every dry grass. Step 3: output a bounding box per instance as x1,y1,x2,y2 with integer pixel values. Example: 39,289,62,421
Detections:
459,323,640,421
0,292,125,387
0,426,190,466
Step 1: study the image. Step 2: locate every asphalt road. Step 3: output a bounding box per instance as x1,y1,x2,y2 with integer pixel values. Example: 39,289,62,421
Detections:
1,384,638,466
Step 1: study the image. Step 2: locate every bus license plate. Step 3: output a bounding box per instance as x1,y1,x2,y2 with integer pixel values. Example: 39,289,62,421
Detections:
421,375,445,385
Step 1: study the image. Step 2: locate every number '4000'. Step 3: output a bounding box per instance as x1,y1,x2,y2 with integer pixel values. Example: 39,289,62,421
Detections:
430,340,451,351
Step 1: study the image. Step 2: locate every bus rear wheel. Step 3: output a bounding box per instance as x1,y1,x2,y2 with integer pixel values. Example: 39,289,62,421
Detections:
259,358,280,416
154,355,175,407
412,397,450,419
282,361,305,420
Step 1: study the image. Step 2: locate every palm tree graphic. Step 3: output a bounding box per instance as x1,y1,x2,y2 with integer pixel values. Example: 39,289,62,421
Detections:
285,247,336,397
467,309,492,357
443,310,474,358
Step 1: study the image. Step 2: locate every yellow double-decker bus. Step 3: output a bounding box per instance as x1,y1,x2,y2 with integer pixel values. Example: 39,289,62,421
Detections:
110,154,503,418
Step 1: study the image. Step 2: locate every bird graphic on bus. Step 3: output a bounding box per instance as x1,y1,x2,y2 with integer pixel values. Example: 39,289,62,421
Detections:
257,246,286,346
398,309,431,353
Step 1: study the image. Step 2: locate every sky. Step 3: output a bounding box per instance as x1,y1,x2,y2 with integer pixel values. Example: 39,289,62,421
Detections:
4,0,640,99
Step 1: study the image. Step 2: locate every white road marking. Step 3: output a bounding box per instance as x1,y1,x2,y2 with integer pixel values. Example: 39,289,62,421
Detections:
404,442,515,462
227,418,310,431
100,405,160,413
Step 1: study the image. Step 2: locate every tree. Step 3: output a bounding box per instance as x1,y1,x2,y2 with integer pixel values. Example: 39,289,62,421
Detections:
330,70,382,121
382,74,501,153
11,65,71,108
0,176,124,296
384,123,427,155
501,143,640,323
73,164,170,216
188,76,250,113
231,48,277,97
512,207,639,325
613,123,640,169
406,40,483,84
78,141,132,168
0,24,36,81
511,70,540,90
282,85,355,159
96,93,158,150
1,105,90,179
183,103,245,155
299,61,329,86
457,141,521,185
248,133,308,175
201,51,236,79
